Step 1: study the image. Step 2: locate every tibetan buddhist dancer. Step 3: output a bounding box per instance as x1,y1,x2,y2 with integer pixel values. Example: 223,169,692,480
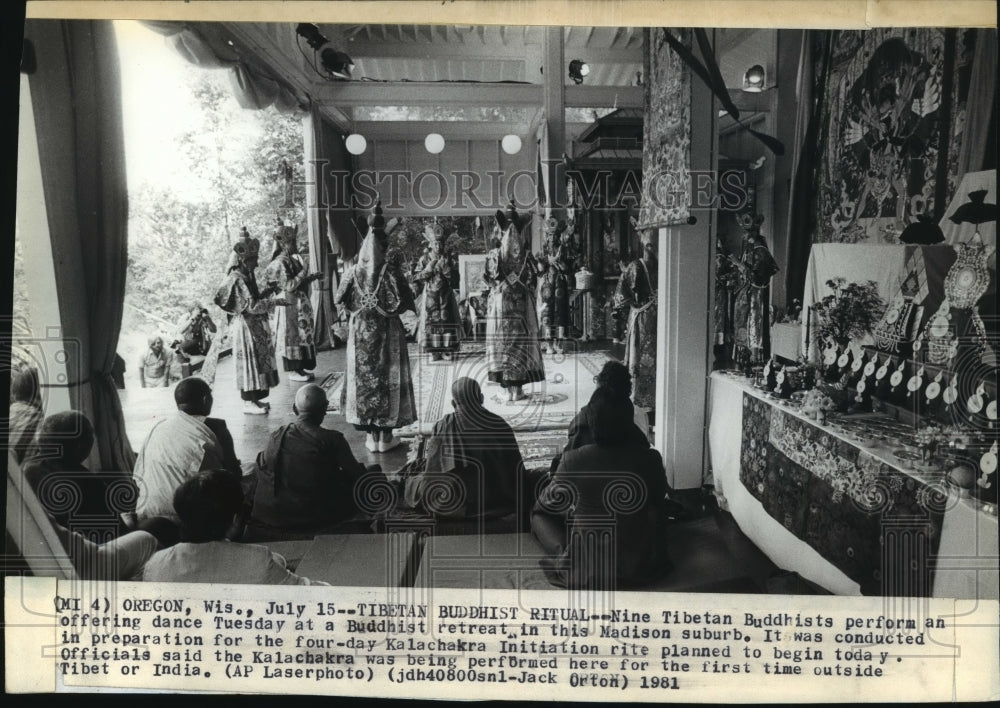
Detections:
335,202,417,453
414,222,463,361
214,227,280,414
536,217,576,355
484,202,545,402
731,213,778,367
265,221,322,382
613,223,658,411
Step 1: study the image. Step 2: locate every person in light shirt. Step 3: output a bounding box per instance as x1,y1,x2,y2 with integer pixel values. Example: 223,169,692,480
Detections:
142,470,326,585
132,377,241,522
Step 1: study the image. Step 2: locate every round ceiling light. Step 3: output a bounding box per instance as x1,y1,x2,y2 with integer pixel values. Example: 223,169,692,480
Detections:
345,134,367,155
501,134,522,155
742,65,766,92
425,133,446,154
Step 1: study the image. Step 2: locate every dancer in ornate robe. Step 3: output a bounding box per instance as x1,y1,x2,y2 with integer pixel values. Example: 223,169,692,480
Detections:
214,227,279,414
484,203,545,402
265,222,322,381
415,222,463,360
613,227,658,410
335,202,417,453
536,218,576,354
731,213,778,367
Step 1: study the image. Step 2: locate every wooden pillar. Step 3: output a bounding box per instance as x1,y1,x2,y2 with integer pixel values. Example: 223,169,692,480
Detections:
653,43,716,491
542,27,567,220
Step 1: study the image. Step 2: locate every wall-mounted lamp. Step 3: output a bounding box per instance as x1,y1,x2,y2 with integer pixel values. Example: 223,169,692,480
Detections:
568,59,590,85
296,22,354,80
345,134,367,155
501,135,522,155
742,64,766,93
425,133,446,154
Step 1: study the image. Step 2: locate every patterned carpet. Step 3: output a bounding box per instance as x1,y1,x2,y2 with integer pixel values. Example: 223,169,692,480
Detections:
309,344,612,471
400,344,610,436
320,343,610,436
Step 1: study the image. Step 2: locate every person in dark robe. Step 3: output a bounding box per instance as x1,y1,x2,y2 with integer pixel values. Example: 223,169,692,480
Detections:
536,217,576,354
264,224,322,381
335,202,417,453
484,202,545,402
214,227,280,414
613,224,658,410
731,213,779,367
531,387,672,589
565,361,650,453
402,377,528,525
248,384,370,537
23,411,136,542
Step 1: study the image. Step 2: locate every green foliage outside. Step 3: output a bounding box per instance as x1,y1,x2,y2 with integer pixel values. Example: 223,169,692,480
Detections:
120,71,305,364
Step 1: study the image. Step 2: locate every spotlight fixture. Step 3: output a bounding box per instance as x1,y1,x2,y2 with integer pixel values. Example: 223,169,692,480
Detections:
501,135,522,155
425,133,445,154
742,64,766,92
296,22,354,81
344,134,367,155
568,59,590,85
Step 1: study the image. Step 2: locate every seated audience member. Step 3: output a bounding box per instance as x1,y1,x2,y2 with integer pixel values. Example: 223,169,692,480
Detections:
565,360,649,452
531,387,672,589
132,377,241,521
138,335,169,388
402,377,527,523
7,366,43,463
52,521,160,580
23,411,135,540
249,384,369,534
111,353,127,390
142,470,325,585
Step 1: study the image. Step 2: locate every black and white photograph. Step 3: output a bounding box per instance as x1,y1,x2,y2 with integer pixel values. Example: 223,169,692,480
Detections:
3,0,998,700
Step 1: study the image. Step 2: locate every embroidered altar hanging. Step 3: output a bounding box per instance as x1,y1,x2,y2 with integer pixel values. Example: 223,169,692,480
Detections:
739,394,946,596
817,29,975,244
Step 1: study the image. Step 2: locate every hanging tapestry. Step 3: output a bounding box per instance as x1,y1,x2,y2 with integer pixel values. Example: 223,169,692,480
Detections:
739,393,946,595
639,28,691,229
817,29,975,244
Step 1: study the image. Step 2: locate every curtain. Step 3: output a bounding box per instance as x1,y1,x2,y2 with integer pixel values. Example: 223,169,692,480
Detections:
141,21,302,115
26,20,133,471
784,31,833,306
955,29,997,177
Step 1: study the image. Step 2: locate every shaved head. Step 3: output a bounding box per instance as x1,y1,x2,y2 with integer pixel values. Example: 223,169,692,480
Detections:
175,377,213,416
294,384,328,421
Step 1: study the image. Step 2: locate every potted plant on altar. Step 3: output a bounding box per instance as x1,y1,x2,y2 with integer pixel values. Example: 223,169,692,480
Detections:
811,278,886,351
811,278,885,402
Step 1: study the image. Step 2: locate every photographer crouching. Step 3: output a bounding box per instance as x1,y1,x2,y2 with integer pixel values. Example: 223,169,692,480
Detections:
177,302,217,357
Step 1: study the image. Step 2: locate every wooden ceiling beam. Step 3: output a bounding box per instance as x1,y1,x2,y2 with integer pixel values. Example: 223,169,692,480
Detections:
338,38,639,63
312,81,642,108
351,120,531,140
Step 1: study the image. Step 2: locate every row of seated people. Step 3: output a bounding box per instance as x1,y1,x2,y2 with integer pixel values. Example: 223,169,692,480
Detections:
12,362,674,589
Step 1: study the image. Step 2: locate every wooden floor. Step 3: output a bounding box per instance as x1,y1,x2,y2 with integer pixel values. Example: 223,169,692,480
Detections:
119,346,413,473
118,340,792,593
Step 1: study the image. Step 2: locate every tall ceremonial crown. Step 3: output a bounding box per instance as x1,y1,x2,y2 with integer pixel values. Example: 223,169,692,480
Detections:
424,222,446,245
367,200,386,230
233,226,260,259
362,199,401,237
